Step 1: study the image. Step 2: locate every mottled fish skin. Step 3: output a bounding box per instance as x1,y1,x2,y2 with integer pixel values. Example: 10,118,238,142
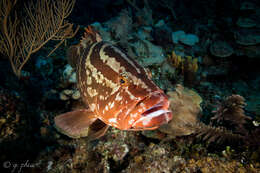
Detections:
55,27,172,138
76,39,172,130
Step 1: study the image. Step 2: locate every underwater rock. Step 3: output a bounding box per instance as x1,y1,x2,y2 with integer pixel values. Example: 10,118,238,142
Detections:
236,17,256,28
236,45,260,58
124,143,178,173
161,62,176,78
0,88,24,141
154,19,166,27
234,29,260,57
62,64,77,84
136,26,153,41
105,9,132,42
179,34,199,46
60,89,80,101
135,6,153,26
96,139,129,162
172,30,199,46
210,40,233,58
159,85,202,138
201,65,229,81
91,22,112,42
94,128,131,163
35,56,53,77
234,29,260,46
71,90,80,100
132,39,166,66
246,92,260,116
240,2,256,11
20,70,31,80
180,156,258,173
59,91,70,101
153,22,173,46
172,30,186,44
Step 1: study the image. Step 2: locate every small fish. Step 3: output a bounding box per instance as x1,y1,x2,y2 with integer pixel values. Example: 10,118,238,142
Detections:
54,26,172,139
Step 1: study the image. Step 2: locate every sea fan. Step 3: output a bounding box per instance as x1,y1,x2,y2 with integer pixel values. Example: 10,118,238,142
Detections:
195,95,253,145
195,122,244,145
160,86,253,146
210,95,251,135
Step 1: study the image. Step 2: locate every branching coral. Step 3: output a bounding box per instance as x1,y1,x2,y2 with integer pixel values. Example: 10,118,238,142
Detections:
159,85,252,146
195,122,244,144
168,51,198,74
196,95,253,145
210,95,251,135
0,0,79,77
167,50,198,86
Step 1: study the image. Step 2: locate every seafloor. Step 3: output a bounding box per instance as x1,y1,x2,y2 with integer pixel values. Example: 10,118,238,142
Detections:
0,0,260,172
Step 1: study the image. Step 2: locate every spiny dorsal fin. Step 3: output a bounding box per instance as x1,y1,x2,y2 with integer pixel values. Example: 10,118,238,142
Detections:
80,25,102,48
67,25,102,68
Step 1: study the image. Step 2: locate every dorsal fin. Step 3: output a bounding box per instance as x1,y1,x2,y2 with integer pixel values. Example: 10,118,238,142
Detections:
67,25,102,68
80,25,102,48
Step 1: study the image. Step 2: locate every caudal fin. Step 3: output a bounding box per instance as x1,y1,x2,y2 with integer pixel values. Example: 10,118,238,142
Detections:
54,109,97,138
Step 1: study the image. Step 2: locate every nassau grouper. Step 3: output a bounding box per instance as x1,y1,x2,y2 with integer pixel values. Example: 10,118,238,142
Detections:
54,26,172,139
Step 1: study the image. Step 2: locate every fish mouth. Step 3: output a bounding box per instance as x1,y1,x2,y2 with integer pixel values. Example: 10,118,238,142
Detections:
131,92,172,129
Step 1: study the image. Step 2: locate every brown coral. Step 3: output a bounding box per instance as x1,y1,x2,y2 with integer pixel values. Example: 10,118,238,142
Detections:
211,95,251,135
159,84,202,138
159,86,247,145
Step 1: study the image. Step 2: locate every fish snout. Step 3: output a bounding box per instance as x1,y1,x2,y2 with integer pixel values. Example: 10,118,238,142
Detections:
131,92,172,129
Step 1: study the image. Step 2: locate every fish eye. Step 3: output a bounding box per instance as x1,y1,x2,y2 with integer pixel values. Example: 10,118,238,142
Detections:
119,76,128,86
119,72,129,86
120,78,125,84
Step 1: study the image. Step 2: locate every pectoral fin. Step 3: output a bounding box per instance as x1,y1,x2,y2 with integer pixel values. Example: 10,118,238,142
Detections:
54,109,97,138
88,119,110,140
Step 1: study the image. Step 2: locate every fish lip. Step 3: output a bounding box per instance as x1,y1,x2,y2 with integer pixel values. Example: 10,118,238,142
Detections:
130,91,172,128
139,91,169,116
140,102,164,117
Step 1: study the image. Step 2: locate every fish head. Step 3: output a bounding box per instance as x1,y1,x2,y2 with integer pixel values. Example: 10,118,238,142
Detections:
89,43,172,130
101,69,172,130
126,90,172,130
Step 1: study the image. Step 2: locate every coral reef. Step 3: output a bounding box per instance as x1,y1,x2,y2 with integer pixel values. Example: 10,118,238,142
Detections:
210,40,234,58
159,84,202,138
0,0,78,77
211,95,251,135
168,51,199,73
167,50,199,86
172,30,199,46
0,0,260,172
